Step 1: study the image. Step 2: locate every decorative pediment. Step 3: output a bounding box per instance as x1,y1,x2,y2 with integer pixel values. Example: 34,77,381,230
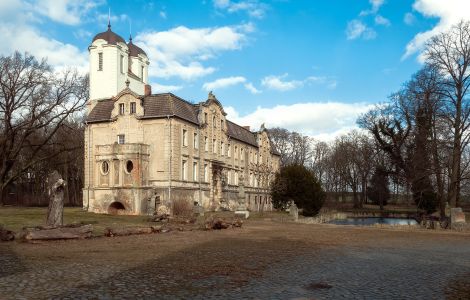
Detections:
113,87,142,101
202,91,227,116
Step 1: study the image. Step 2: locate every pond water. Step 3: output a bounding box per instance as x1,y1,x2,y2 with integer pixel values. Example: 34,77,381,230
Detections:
328,217,418,226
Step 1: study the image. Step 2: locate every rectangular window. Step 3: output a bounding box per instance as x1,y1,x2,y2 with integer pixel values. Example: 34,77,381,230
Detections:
141,65,144,81
118,134,125,144
120,55,124,74
194,133,198,149
204,164,209,182
182,160,187,181
204,137,208,151
220,119,224,129
204,112,208,124
130,102,136,114
213,139,216,153
213,116,216,128
182,129,188,147
227,144,231,157
227,170,231,185
235,146,238,159
193,162,198,181
234,172,238,185
240,148,244,161
98,52,103,71
119,103,125,115
221,142,225,156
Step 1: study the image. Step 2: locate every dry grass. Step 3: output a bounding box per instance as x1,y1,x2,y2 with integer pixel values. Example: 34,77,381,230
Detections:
0,207,150,237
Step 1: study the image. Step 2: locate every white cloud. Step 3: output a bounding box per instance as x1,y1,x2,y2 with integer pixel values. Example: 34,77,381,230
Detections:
160,11,167,19
360,0,385,16
152,82,183,93
404,12,416,25
370,0,385,13
244,82,261,94
135,24,251,80
225,102,374,141
346,20,377,40
213,0,268,19
0,1,88,71
261,74,303,91
375,15,391,26
34,0,103,25
404,0,470,59
202,76,262,94
261,74,337,92
203,76,246,90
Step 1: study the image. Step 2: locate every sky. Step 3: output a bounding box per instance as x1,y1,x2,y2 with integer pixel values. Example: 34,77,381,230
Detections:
1,0,469,141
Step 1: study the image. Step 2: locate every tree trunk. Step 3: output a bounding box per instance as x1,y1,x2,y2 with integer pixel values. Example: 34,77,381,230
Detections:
448,98,462,207
46,171,66,227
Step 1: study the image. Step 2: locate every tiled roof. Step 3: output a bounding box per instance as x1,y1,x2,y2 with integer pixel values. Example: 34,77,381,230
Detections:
86,92,280,155
142,93,199,124
226,120,257,147
86,99,115,123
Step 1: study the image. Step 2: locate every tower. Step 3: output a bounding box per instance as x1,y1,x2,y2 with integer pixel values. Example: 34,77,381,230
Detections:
88,22,150,103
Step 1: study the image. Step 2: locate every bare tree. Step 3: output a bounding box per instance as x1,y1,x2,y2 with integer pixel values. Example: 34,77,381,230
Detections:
424,21,470,207
0,52,87,205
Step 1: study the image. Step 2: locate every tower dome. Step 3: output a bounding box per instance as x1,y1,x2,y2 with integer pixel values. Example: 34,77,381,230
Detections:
127,36,147,57
92,24,126,45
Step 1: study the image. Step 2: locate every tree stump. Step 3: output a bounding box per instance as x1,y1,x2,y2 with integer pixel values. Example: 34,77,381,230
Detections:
46,171,66,227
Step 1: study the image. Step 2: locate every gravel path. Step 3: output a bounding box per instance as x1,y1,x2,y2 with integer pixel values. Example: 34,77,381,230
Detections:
1,221,469,299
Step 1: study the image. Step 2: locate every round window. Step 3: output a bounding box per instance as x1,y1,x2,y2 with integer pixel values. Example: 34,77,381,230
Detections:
126,160,134,173
101,161,109,174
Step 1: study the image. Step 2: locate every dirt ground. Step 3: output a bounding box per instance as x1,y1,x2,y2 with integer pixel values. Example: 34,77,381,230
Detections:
1,216,470,299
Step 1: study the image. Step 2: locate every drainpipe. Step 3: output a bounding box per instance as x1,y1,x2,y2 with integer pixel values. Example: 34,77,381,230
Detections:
87,123,91,211
167,115,172,204
198,125,202,205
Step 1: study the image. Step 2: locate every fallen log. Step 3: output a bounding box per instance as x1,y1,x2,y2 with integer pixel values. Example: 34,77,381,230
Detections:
105,226,155,237
21,224,93,241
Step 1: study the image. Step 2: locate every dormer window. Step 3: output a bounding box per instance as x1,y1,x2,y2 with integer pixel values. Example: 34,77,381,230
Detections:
130,102,136,114
119,103,125,115
98,53,103,71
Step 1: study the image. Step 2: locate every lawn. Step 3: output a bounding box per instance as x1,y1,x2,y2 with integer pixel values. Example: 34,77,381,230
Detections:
0,207,151,236
0,207,286,237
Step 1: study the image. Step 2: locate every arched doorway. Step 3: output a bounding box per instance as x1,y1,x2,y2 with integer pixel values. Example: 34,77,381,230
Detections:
108,201,126,215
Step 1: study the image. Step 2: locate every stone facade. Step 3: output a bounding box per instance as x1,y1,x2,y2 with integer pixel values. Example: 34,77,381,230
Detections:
83,27,281,215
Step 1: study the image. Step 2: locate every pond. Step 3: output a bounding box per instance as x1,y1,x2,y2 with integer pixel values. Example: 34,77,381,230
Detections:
328,217,418,226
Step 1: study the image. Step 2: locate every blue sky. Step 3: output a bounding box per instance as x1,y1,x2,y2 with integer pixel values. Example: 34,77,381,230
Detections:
1,0,468,140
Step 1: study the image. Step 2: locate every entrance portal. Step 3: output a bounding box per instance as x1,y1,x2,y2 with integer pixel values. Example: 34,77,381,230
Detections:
108,201,126,215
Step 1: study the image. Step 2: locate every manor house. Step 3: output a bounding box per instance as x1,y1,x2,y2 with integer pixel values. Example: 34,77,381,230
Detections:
83,24,281,215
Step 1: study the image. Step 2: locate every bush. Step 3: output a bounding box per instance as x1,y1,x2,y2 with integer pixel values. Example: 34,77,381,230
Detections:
172,199,193,217
367,165,390,209
271,164,325,217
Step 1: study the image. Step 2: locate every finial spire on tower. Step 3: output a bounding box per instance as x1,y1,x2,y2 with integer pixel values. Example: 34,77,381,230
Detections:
129,19,132,42
107,7,111,29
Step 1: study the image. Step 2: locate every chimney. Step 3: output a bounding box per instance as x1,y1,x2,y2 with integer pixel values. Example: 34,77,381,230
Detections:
144,84,152,96
243,126,250,131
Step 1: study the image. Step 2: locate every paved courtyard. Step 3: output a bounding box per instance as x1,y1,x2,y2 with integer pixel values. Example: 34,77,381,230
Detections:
1,220,469,299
